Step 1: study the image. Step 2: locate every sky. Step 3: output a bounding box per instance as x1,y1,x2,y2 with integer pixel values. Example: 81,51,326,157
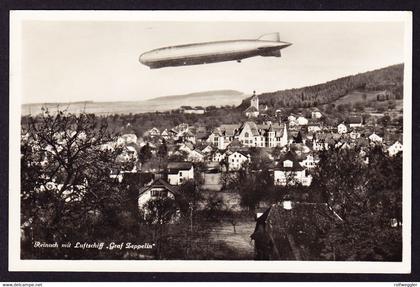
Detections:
20,19,406,104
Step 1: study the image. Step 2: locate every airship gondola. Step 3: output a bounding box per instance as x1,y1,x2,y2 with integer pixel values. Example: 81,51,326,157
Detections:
139,32,292,69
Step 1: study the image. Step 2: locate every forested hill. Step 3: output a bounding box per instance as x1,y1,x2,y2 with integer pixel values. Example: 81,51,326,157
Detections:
239,64,403,109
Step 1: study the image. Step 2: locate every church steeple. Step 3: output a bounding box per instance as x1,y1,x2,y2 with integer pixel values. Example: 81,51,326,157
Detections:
250,91,259,111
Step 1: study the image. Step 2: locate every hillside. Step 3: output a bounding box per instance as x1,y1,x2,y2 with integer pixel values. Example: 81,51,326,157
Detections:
239,64,404,110
22,90,246,116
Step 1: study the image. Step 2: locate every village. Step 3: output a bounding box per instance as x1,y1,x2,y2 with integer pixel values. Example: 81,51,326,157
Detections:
108,92,403,196
20,88,404,260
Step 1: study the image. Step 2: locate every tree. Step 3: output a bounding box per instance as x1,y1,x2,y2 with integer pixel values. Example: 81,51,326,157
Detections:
157,139,168,158
142,197,178,259
139,143,153,164
21,110,125,258
312,147,402,261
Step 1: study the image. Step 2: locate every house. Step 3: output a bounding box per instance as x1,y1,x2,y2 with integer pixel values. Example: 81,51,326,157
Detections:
273,151,312,186
161,129,170,140
349,129,361,139
369,132,383,143
137,178,180,221
300,154,319,169
200,162,223,191
117,145,138,163
145,127,160,138
288,114,297,123
182,106,205,114
201,145,213,154
236,121,264,147
166,162,194,185
348,116,364,128
244,106,259,118
227,151,250,171
178,142,194,153
178,130,196,144
296,116,309,126
211,150,226,162
216,124,240,150
117,133,138,146
307,123,321,133
251,202,342,260
388,141,403,156
244,92,260,118
187,149,205,163
311,109,323,119
337,123,348,134
195,126,210,143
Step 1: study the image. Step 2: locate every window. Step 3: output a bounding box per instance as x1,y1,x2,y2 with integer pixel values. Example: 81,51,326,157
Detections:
151,189,168,197
244,132,249,138
283,160,293,168
179,171,183,176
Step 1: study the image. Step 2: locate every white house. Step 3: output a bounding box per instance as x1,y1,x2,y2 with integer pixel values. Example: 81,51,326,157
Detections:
117,133,137,146
161,129,170,140
137,179,180,221
337,123,348,134
274,151,312,186
145,127,160,138
296,116,309,126
227,151,250,171
212,150,226,162
307,124,321,133
183,107,205,114
388,141,403,156
300,154,319,170
167,162,194,185
187,149,205,163
311,110,323,119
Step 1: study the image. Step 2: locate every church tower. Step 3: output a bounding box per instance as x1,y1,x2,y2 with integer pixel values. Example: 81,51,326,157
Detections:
250,90,259,110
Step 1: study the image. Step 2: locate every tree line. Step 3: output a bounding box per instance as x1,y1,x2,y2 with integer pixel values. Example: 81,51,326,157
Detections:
239,64,403,109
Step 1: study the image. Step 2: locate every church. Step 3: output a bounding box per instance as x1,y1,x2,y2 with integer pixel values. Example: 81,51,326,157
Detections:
244,91,260,118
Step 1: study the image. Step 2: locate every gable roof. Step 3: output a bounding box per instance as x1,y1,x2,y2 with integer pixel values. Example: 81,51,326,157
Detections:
238,121,260,137
138,178,180,196
167,162,193,173
251,202,342,260
275,151,305,171
219,124,240,136
244,106,259,113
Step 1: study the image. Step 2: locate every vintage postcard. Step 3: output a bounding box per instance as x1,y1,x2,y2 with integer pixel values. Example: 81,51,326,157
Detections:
9,10,412,272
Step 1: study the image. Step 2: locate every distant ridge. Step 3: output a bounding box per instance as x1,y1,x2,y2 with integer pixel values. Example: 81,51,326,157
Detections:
147,90,244,102
22,89,246,116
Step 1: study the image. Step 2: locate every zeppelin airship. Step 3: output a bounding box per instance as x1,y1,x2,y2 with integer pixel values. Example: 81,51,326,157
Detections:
139,32,292,69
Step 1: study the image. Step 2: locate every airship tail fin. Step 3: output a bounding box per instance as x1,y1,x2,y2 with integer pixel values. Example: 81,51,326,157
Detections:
258,32,280,42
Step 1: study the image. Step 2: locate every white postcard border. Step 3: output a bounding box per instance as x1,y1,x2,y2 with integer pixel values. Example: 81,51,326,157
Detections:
9,10,413,273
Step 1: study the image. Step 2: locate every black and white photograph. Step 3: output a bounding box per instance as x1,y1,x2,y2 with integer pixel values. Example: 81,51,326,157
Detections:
9,11,412,273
